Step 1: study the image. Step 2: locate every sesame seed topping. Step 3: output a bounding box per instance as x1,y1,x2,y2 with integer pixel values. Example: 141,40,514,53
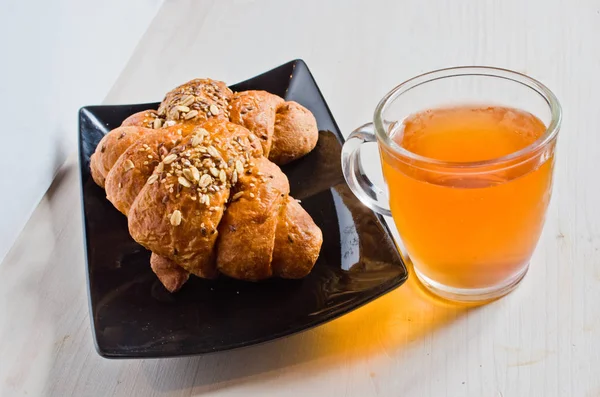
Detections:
231,191,244,201
163,153,178,164
235,160,244,174
199,174,212,187
190,166,200,181
207,146,220,158
191,135,202,147
184,110,199,120
182,168,195,182
180,95,195,107
178,176,191,188
170,210,182,226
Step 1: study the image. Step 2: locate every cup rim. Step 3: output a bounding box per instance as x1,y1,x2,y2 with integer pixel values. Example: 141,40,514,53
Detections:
373,66,562,168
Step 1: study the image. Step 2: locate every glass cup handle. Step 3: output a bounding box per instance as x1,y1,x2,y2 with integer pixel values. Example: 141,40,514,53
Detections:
341,122,392,216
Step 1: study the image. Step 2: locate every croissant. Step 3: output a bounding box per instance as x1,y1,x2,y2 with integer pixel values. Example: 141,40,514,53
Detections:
90,79,323,292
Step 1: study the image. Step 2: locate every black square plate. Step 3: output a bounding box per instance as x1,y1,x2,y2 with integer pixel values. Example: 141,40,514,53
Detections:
79,59,407,358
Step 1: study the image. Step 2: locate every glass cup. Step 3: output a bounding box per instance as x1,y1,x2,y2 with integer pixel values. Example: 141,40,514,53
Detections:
341,67,561,302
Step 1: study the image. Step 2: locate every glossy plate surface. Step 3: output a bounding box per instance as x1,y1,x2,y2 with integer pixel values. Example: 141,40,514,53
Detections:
79,59,407,358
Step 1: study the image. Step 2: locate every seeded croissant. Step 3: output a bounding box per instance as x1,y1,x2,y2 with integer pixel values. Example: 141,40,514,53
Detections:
90,79,322,292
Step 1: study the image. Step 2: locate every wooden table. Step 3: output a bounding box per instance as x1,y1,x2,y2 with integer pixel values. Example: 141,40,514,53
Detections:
2,1,599,395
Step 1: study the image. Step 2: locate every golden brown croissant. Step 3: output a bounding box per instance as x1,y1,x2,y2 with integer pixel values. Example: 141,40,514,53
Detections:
89,79,322,292
101,79,318,165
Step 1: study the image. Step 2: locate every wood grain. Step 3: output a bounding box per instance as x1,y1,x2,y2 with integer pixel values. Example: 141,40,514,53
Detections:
2,0,600,396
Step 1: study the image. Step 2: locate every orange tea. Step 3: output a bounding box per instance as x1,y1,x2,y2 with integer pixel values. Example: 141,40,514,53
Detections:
380,106,554,292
